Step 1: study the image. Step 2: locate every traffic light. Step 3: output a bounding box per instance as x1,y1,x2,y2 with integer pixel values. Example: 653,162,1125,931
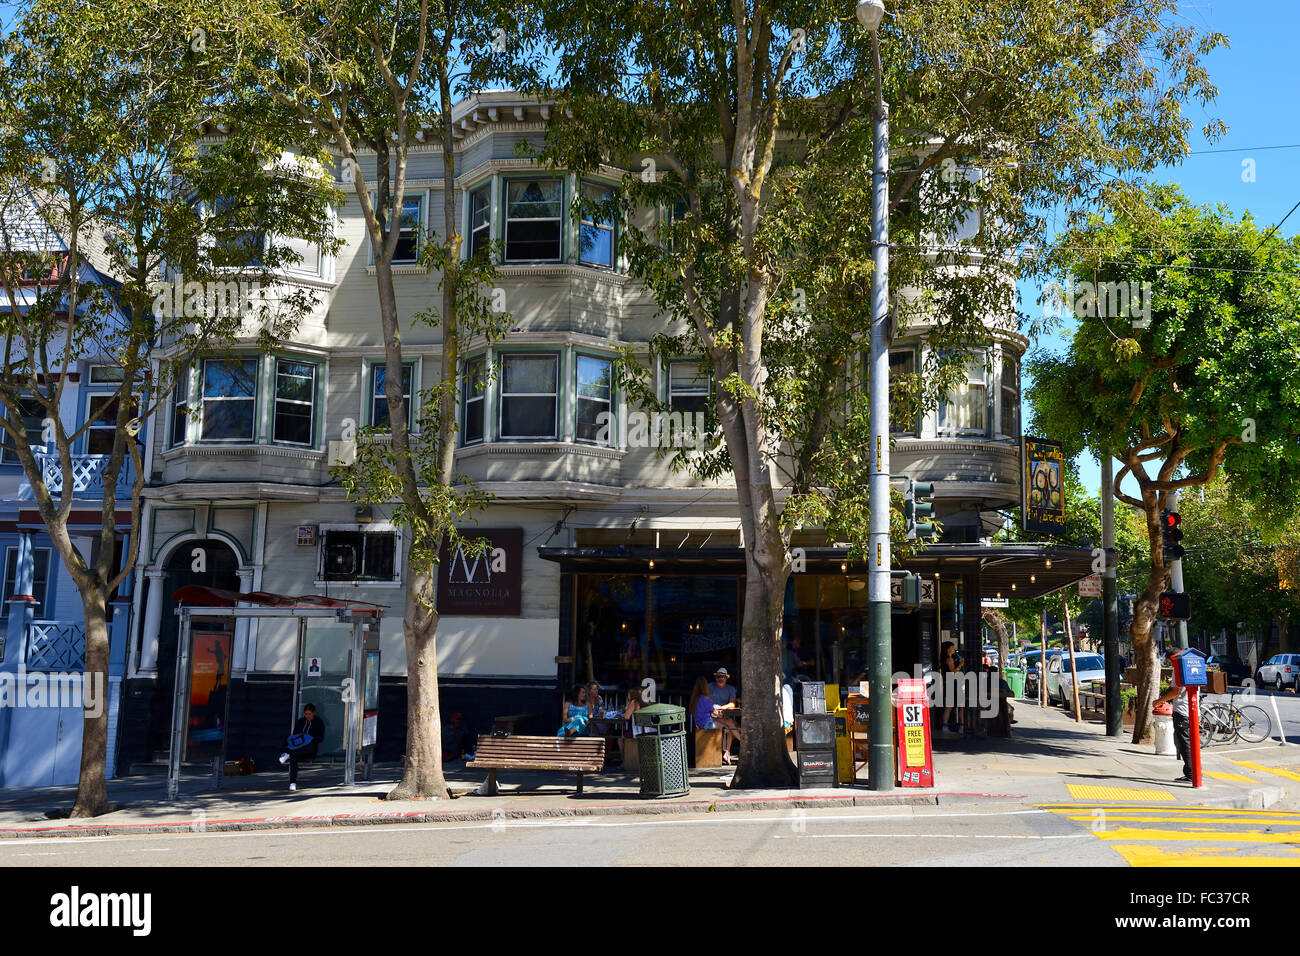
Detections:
904,479,936,541
1158,591,1191,621
1160,509,1184,562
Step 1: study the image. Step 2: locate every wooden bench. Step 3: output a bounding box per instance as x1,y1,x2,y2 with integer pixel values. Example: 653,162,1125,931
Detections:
467,735,606,795
1078,691,1106,713
695,728,724,768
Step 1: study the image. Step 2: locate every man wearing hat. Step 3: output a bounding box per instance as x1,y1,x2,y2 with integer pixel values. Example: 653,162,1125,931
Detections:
708,668,742,765
441,710,476,762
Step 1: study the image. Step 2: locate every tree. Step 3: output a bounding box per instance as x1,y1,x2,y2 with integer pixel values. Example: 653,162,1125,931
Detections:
1027,185,1300,741
538,0,1224,785
0,0,336,815
228,0,533,799
1178,475,1300,661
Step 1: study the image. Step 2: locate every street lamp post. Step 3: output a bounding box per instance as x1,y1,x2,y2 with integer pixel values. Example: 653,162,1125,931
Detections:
857,0,893,791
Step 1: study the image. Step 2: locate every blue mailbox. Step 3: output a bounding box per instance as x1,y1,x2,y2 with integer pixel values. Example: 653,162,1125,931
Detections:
1170,647,1208,688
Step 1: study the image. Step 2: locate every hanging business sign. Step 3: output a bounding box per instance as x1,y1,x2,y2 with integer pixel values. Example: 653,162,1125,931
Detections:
437,528,523,616
895,678,934,787
1078,574,1102,598
1021,436,1068,535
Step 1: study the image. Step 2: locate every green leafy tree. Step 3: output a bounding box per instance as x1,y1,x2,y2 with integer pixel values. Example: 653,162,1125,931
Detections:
536,0,1223,786
227,0,536,799
1027,185,1300,741
0,0,336,815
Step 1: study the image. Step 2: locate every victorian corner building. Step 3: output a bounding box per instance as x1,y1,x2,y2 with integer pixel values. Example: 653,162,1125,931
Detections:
15,93,1095,779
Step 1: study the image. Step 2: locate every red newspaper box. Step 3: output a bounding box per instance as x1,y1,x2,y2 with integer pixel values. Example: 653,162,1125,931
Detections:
895,678,934,787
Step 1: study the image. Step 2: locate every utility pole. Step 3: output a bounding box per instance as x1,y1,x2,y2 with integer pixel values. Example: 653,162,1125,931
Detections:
1102,455,1122,736
858,0,893,792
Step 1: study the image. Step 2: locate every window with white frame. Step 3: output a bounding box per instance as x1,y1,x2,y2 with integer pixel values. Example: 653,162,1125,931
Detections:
209,196,265,267
938,352,989,436
87,395,130,455
579,183,615,268
1,397,45,464
169,364,190,447
319,525,399,584
200,358,258,442
3,547,50,617
462,355,486,444
576,355,612,444
668,360,710,416
273,360,316,445
283,231,322,277
370,363,413,431
468,184,491,259
504,179,562,262
88,365,125,385
499,354,558,439
999,352,1020,439
393,195,423,263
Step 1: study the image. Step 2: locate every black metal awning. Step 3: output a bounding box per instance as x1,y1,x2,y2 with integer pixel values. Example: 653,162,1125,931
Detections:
537,542,1096,600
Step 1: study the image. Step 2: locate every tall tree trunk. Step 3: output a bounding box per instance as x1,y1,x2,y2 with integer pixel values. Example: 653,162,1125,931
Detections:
731,546,798,788
70,587,110,817
1129,505,1170,742
389,567,449,799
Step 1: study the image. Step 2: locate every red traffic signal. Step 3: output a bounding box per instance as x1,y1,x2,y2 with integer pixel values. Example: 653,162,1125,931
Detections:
1161,511,1182,530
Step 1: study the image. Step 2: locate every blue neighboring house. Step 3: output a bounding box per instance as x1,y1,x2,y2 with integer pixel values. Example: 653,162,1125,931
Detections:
0,187,137,786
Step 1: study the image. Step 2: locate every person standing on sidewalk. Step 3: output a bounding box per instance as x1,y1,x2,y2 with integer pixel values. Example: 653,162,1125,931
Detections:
279,704,325,792
1154,685,1192,782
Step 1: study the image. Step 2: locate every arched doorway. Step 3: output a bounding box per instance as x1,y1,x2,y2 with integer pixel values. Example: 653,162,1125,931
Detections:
147,539,240,760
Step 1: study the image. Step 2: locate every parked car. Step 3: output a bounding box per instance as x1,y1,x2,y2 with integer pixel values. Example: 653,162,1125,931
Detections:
982,645,1000,667
1019,648,1065,696
1256,654,1300,691
1206,654,1251,685
1046,652,1108,707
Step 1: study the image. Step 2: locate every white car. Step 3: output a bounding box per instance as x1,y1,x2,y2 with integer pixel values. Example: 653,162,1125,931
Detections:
1256,654,1300,692
1045,652,1107,708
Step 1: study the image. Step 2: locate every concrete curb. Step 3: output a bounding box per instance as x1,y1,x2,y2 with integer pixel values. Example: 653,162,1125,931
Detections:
0,789,1038,839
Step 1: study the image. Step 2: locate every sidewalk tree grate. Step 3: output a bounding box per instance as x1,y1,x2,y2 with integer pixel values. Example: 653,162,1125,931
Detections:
1065,784,1175,802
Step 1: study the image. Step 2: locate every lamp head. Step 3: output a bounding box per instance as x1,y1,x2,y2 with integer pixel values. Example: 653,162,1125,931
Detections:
856,0,885,31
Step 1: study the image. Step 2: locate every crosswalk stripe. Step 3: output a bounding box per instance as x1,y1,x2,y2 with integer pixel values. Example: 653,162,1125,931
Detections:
1111,844,1300,866
1065,785,1175,801
1094,827,1300,844
1039,804,1300,818
1204,771,1257,783
1231,761,1300,782
1061,814,1288,825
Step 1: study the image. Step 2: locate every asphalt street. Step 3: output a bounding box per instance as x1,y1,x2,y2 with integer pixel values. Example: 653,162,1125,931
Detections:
3,800,1299,866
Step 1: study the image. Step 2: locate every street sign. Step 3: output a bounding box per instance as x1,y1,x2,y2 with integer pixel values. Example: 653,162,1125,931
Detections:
1078,574,1102,598
981,597,1009,608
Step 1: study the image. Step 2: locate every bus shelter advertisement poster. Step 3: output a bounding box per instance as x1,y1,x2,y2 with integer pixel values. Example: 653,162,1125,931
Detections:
1022,436,1067,535
187,628,233,761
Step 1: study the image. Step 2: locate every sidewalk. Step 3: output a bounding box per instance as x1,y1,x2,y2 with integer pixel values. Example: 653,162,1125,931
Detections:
0,698,1289,839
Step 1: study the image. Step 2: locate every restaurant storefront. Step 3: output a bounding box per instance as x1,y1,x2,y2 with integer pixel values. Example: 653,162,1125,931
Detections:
544,543,1096,704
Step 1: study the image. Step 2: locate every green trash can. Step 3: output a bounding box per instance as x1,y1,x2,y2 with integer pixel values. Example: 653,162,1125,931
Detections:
632,703,690,798
1002,666,1025,699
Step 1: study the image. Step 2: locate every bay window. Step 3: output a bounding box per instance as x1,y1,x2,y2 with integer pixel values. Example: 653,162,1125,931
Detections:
1,398,45,463
499,354,558,439
3,547,50,617
169,364,190,447
888,349,919,436
273,360,316,445
999,352,1020,439
576,355,612,444
201,358,258,442
938,352,989,437
505,179,562,262
462,355,486,444
468,184,491,258
579,183,615,267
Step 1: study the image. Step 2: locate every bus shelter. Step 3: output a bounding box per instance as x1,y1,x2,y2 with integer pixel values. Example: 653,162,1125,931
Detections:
167,586,385,801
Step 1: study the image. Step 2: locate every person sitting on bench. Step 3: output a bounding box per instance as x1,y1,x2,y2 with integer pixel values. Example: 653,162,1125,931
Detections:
279,703,324,791
708,669,743,765
558,686,590,737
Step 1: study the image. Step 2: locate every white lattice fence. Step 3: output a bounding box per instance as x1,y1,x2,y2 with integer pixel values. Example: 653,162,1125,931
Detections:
26,620,85,671
37,453,129,496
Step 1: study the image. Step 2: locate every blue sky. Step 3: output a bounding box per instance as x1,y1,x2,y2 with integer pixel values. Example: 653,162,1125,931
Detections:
1024,0,1300,496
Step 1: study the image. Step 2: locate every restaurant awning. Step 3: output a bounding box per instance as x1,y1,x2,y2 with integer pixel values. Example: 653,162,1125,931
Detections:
537,542,1096,600
171,585,386,613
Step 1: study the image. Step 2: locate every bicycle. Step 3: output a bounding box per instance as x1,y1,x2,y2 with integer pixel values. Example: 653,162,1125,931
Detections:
1199,689,1271,746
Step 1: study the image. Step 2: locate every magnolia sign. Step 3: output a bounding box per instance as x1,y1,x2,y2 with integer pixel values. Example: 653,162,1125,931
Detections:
437,528,522,616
